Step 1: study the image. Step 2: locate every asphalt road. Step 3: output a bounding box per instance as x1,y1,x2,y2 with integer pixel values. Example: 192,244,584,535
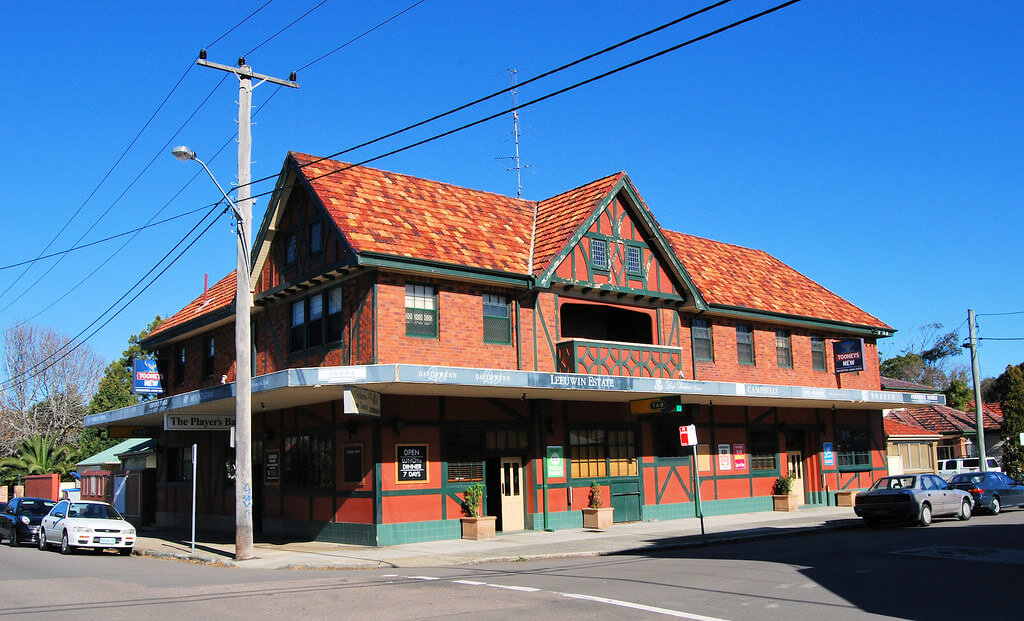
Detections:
1,509,1021,620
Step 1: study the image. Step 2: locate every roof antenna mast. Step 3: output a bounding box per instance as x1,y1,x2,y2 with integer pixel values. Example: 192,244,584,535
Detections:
497,68,530,199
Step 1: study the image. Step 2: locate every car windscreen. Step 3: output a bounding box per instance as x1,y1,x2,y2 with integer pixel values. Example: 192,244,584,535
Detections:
951,474,984,485
18,500,57,515
871,476,916,490
68,503,122,520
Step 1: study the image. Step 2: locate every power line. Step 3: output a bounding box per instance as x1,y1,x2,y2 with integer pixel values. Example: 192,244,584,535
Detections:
245,0,329,57
205,0,278,49
978,337,1024,341
296,0,428,72
977,310,1024,317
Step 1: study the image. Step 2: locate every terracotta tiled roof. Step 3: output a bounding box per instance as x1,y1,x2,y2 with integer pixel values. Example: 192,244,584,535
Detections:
887,405,1002,434
969,402,1004,424
881,377,942,392
291,153,535,274
532,173,624,274
883,416,941,438
146,271,236,340
663,231,891,330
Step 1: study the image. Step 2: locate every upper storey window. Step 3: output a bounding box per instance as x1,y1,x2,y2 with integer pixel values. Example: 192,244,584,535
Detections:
626,245,643,276
289,285,344,353
284,232,298,265
309,220,322,254
775,329,792,368
811,336,827,371
590,238,608,270
406,284,437,338
736,325,755,365
482,293,511,344
692,318,713,362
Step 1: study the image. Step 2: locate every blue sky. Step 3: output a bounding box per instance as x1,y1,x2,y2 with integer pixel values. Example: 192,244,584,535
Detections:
0,1,1020,381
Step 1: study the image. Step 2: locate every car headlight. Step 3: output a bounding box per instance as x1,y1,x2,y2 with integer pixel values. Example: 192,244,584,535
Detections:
125,528,136,536
71,526,93,534
20,516,31,525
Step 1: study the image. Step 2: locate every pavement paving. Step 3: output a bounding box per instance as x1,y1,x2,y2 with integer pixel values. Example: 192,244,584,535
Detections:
132,505,864,570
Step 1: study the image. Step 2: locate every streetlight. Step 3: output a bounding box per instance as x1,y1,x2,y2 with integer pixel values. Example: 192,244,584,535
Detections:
172,145,255,559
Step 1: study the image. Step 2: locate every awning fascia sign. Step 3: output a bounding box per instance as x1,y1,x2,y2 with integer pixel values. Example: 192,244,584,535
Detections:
164,413,235,430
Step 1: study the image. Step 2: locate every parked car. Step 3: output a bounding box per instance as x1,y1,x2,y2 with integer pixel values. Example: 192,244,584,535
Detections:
949,471,1024,515
936,457,1002,480
0,497,57,547
38,499,136,555
854,474,974,527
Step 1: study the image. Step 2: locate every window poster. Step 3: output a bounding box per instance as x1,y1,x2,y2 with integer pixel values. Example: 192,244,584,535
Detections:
733,443,747,471
264,450,280,484
718,443,732,471
397,444,428,483
696,443,712,472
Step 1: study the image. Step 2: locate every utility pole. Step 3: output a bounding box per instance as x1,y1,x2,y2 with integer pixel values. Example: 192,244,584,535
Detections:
197,51,298,560
964,308,988,471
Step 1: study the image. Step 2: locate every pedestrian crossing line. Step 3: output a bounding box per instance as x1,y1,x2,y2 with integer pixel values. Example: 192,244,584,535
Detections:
451,580,487,586
408,576,440,580
559,592,731,620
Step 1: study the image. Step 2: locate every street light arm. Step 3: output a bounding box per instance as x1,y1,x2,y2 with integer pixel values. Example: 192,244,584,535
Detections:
192,156,242,222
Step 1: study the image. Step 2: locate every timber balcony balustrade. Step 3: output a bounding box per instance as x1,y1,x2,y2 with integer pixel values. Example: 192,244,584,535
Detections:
556,339,684,379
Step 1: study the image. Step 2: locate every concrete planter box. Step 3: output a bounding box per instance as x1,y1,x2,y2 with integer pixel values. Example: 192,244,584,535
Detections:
461,516,497,540
772,494,798,512
582,507,614,529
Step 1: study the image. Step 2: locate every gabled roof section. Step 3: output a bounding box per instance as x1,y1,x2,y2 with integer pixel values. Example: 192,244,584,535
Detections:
883,415,942,438
887,405,1002,434
290,152,536,274
881,377,942,392
532,172,624,274
664,231,892,332
144,271,235,344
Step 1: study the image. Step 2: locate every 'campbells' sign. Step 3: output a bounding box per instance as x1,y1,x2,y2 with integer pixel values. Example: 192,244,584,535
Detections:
834,338,866,373
164,414,235,431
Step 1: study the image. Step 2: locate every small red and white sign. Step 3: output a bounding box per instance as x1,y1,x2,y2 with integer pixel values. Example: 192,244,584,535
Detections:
678,424,698,447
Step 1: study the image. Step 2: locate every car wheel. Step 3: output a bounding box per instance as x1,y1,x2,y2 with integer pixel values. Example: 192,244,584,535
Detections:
38,529,47,551
919,503,933,527
958,499,972,521
990,497,1001,515
118,547,133,556
9,529,18,547
60,532,74,555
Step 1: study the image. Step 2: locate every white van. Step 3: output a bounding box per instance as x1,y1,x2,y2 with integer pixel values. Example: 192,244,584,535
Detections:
936,457,1001,480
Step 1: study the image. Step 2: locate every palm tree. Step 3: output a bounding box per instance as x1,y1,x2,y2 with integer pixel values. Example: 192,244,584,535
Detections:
0,434,77,485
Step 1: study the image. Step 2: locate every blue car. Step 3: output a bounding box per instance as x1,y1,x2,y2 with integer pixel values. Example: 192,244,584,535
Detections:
949,471,1024,515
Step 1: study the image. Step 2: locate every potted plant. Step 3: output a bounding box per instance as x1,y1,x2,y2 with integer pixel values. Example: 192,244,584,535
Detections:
581,481,614,529
771,474,798,512
460,483,496,539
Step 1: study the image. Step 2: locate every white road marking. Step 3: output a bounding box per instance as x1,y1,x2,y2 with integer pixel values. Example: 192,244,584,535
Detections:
559,592,731,620
487,584,540,592
408,576,440,580
451,580,487,586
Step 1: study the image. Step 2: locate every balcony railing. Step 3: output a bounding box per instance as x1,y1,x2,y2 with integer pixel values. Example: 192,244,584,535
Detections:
556,339,684,378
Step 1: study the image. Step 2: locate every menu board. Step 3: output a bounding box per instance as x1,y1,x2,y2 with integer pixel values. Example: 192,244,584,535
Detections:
397,444,428,483
265,450,280,484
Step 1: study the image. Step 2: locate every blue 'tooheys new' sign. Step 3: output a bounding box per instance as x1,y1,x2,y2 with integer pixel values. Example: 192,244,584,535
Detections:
822,442,835,466
834,338,865,373
132,359,163,394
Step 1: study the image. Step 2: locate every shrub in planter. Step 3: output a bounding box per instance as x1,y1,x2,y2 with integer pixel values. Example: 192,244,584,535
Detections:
582,482,613,529
460,483,495,540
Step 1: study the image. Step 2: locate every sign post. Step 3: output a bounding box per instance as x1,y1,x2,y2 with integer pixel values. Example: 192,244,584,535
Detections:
679,424,704,536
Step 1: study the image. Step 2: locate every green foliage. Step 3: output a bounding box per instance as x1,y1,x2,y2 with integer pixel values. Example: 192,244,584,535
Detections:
944,379,972,411
588,481,603,509
0,435,78,485
986,362,1024,407
999,365,1024,482
772,474,795,495
463,483,485,518
75,427,119,462
879,323,966,389
88,315,164,416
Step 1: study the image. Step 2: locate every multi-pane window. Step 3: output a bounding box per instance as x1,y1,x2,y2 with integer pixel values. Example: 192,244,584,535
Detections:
284,433,334,487
307,293,324,348
170,447,192,482
836,425,871,469
653,421,688,458
748,429,778,471
736,325,755,365
203,336,215,378
692,318,713,362
405,284,437,337
482,293,511,344
775,329,792,368
284,232,297,265
569,428,636,478
290,300,305,352
174,346,186,386
326,287,343,342
446,427,484,483
626,246,643,275
590,238,608,270
811,336,827,371
309,220,322,254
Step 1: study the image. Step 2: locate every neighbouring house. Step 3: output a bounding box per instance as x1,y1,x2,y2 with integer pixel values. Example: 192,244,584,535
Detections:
883,416,941,475
885,404,1003,464
78,438,158,527
84,154,944,545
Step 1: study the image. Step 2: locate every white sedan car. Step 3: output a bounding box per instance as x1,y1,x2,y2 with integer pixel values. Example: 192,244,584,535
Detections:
38,500,136,555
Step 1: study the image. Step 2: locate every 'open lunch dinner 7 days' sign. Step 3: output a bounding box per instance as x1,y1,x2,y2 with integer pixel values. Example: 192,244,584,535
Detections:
397,445,427,483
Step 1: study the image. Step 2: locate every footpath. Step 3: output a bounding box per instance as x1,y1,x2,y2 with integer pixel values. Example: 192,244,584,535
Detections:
133,505,863,570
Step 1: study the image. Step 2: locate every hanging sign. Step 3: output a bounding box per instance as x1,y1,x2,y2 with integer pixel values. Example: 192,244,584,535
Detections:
343,386,381,417
132,359,163,394
834,338,866,373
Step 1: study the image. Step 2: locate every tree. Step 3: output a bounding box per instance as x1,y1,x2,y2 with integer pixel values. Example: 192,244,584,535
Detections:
879,323,968,389
983,362,1024,406
944,378,972,411
0,323,105,457
999,364,1024,482
0,434,78,486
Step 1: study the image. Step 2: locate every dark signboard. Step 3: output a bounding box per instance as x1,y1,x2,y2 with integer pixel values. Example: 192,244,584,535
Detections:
343,444,363,484
834,338,866,373
265,450,280,484
132,359,163,394
397,444,428,483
